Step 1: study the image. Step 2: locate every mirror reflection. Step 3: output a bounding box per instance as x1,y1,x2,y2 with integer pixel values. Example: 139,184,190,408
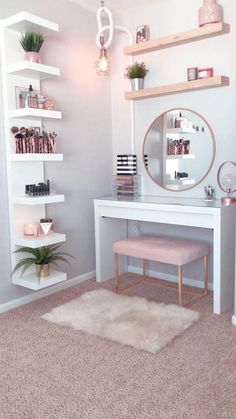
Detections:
143,108,215,191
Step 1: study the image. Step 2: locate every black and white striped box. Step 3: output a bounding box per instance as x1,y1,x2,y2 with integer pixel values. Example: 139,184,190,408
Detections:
117,154,137,175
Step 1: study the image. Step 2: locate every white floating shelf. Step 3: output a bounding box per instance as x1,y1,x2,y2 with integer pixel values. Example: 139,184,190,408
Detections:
13,194,65,205
166,128,196,133
15,233,66,248
3,12,59,33
10,154,63,162
167,178,195,186
9,108,62,120
166,154,195,160
12,270,66,290
7,61,60,80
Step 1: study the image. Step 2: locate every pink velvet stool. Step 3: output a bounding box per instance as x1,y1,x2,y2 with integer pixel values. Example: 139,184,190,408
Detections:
113,235,209,306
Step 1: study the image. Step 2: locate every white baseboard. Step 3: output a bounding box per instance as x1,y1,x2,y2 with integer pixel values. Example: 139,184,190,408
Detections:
232,315,236,326
0,270,95,314
128,265,213,291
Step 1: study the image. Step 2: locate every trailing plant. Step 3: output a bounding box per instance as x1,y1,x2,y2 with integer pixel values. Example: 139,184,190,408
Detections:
124,61,149,79
19,31,44,52
12,244,73,278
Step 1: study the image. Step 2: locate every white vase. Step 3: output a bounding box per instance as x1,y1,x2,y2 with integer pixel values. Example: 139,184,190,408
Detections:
131,78,144,91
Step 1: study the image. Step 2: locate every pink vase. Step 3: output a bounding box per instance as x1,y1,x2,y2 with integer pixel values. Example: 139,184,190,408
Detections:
25,51,41,63
199,0,223,27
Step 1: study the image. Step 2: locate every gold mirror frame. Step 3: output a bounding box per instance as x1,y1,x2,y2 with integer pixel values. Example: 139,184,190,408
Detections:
142,108,216,192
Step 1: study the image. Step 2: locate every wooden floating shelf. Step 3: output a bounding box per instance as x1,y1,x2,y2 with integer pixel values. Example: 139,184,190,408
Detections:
125,76,230,101
10,154,63,162
3,12,58,33
13,194,65,205
9,108,62,120
124,22,230,56
166,128,196,134
14,233,66,248
12,270,67,290
7,61,60,80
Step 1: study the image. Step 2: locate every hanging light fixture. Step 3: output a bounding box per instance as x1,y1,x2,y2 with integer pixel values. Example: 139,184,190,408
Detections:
95,34,111,76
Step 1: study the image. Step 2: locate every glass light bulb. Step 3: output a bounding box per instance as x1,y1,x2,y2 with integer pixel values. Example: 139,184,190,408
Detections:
95,48,111,76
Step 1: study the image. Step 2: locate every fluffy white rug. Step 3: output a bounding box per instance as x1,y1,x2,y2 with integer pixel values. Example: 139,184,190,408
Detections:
41,289,200,354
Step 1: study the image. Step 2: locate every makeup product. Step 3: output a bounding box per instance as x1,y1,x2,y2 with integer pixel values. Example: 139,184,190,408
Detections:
25,180,51,197
187,67,198,81
198,67,214,79
25,85,38,108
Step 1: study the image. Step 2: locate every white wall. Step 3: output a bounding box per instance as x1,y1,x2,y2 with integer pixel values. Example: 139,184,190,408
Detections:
111,0,236,198
0,0,112,305
109,0,236,284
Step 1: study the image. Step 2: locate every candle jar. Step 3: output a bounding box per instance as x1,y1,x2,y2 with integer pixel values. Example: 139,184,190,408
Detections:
23,222,39,236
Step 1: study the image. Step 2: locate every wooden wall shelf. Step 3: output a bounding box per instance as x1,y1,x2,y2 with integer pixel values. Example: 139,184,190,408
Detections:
125,76,230,101
124,22,230,56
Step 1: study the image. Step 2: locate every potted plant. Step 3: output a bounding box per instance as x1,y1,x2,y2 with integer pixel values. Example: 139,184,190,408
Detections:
124,61,149,91
12,244,73,279
19,31,44,63
40,218,53,236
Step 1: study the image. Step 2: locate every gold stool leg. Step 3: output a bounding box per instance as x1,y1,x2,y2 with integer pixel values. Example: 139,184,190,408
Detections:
143,260,148,279
178,266,183,305
114,253,119,291
204,255,208,294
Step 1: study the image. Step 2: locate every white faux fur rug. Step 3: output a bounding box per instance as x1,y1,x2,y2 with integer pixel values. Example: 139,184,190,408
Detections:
41,289,200,354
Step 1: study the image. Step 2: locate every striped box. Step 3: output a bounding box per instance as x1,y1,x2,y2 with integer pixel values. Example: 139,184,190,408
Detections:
117,154,137,175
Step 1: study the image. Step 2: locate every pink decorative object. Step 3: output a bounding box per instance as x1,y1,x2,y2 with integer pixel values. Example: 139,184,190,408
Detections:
23,222,39,236
199,0,223,27
25,51,41,63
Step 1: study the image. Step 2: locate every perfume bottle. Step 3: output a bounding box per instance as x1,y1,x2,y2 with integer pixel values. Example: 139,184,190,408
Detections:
25,85,38,109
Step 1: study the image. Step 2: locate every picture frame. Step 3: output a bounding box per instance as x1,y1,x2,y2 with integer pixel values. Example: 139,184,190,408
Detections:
136,25,149,44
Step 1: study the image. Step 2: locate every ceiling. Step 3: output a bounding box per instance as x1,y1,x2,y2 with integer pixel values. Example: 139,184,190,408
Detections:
69,0,162,14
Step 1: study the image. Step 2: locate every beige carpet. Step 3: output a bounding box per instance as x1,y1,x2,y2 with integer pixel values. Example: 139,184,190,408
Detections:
42,289,199,353
0,274,236,419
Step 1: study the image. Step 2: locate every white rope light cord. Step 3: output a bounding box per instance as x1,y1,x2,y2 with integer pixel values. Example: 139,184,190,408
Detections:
96,2,135,155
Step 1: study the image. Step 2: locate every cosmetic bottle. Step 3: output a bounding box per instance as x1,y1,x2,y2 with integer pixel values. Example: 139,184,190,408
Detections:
25,85,38,109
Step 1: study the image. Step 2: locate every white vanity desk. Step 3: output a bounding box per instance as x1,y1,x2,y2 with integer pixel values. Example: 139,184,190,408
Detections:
94,195,236,314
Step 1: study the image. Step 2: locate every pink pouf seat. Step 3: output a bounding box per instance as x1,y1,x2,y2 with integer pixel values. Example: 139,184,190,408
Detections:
113,235,209,267
113,235,209,306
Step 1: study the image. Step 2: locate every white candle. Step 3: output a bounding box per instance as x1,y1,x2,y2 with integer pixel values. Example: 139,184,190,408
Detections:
23,222,39,236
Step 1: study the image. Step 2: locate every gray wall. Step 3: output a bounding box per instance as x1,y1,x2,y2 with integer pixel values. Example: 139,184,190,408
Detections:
0,0,112,304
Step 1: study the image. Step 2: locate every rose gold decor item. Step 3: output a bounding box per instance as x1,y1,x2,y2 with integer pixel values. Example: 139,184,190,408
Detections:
35,263,50,278
199,0,223,27
217,161,236,204
25,51,41,63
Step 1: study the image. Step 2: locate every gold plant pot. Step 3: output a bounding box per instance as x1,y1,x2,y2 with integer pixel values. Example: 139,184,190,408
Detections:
35,264,50,278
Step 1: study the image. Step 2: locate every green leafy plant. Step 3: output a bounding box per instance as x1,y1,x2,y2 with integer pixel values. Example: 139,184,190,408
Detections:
12,244,73,278
19,31,44,52
124,61,149,79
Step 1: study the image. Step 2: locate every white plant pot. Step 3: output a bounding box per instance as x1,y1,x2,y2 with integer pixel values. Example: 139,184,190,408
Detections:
131,78,144,91
40,222,53,236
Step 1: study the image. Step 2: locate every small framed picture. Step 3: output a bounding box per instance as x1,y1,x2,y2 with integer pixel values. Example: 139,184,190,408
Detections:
136,25,149,44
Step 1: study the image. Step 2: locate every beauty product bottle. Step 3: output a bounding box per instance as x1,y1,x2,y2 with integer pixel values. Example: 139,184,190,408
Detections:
25,85,38,109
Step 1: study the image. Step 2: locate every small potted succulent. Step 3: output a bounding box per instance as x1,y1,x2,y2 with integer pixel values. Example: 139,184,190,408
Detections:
40,218,53,236
12,244,73,279
19,31,44,63
124,61,149,91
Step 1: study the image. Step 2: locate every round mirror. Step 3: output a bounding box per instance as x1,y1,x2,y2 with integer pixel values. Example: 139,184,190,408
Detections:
143,108,215,191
